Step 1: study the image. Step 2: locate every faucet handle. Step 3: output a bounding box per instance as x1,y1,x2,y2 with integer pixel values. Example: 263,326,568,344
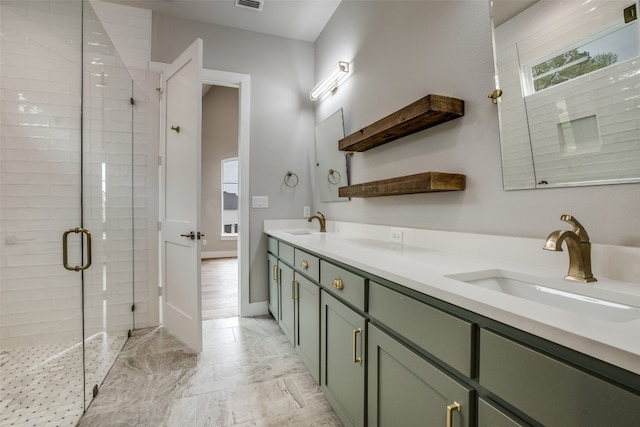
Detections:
560,214,590,242
316,211,325,220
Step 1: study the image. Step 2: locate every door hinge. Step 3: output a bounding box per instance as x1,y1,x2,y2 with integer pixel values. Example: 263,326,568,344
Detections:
130,97,135,105
157,221,162,231
131,304,136,312
158,286,163,296
157,74,164,100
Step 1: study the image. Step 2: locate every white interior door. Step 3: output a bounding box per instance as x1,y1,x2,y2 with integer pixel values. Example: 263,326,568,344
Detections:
160,38,203,352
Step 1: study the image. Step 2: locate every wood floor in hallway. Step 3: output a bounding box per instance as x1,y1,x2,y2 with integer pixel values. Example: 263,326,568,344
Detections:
202,257,238,321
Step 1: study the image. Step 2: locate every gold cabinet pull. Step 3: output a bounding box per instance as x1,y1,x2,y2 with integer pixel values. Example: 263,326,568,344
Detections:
62,228,92,272
272,264,278,282
446,402,461,427
332,277,344,290
292,280,298,300
352,328,362,363
301,259,309,270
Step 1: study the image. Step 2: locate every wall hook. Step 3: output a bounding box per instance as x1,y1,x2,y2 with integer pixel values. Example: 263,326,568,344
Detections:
171,125,181,133
488,89,503,104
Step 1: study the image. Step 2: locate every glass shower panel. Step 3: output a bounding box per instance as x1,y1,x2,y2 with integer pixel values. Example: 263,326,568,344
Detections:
0,1,85,425
81,0,134,408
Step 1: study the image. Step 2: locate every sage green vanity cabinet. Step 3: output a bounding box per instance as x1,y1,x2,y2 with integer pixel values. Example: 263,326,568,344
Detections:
268,253,279,319
294,248,320,282
477,398,529,427
278,240,295,265
268,237,279,256
278,262,295,345
265,234,640,427
320,260,366,311
369,281,475,377
294,273,320,383
368,324,473,427
480,329,640,426
321,290,366,427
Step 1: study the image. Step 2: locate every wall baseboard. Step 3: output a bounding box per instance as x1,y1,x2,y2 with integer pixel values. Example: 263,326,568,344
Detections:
202,250,237,259
241,301,268,317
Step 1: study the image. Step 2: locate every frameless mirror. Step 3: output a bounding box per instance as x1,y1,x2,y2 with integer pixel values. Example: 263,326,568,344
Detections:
315,109,350,202
491,0,640,190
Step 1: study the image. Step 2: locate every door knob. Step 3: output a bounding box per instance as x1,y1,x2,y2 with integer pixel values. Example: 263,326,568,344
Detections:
180,231,196,240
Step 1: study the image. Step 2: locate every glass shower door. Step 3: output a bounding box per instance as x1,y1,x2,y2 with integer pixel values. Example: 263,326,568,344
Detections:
0,0,135,424
81,0,134,408
0,1,86,424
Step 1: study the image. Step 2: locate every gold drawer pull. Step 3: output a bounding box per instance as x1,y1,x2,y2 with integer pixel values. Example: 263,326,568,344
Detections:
446,402,461,427
301,259,309,270
352,328,362,363
332,277,344,290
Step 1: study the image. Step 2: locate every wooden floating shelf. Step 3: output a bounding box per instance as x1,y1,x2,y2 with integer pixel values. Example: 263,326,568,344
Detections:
338,94,464,152
338,172,466,198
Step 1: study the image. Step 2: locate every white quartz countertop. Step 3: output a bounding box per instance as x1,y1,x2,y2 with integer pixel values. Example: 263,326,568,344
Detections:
264,220,640,375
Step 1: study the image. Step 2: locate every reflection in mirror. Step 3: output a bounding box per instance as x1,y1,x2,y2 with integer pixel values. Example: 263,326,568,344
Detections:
315,109,350,202
491,0,640,190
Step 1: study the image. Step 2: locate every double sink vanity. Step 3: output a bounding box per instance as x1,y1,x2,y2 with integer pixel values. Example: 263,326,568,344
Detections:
264,219,640,427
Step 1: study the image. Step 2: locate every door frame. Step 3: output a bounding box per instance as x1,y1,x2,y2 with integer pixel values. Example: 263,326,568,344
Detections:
201,68,253,317
152,63,255,318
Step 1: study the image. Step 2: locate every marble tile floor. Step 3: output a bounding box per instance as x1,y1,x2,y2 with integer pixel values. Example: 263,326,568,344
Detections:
78,316,343,427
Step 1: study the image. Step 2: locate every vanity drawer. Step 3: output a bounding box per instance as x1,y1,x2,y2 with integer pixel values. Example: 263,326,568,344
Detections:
479,329,640,426
478,398,529,427
320,261,365,311
278,241,295,265
294,248,320,282
368,281,474,377
268,237,278,255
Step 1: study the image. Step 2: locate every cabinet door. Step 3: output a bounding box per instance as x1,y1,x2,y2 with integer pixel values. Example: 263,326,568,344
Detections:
321,290,366,427
279,263,295,345
268,253,279,319
368,325,473,427
295,273,320,383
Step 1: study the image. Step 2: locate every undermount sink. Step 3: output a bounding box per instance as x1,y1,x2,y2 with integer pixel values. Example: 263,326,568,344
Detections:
446,269,640,323
284,230,312,235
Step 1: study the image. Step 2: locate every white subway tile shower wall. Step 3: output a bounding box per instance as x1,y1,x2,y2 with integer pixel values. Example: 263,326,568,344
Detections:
91,0,153,330
495,0,640,187
1,1,84,349
0,0,153,347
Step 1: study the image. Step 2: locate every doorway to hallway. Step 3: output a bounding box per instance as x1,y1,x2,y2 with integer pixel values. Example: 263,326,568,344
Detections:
201,257,239,320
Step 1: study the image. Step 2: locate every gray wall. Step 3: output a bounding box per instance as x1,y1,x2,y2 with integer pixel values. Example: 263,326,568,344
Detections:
152,14,315,302
314,1,640,247
201,86,238,257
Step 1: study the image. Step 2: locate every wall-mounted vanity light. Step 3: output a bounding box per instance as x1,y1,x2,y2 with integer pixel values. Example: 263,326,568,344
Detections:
310,61,350,101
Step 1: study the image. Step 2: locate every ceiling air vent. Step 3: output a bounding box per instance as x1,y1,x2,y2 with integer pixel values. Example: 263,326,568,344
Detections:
235,0,264,12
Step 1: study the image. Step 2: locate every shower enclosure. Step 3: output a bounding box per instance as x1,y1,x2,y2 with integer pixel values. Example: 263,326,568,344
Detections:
1,1,139,425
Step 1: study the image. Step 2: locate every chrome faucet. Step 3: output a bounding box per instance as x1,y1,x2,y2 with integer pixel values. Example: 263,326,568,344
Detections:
543,214,596,283
308,211,326,232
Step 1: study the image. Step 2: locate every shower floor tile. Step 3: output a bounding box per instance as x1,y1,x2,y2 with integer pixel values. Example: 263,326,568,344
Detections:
0,333,127,427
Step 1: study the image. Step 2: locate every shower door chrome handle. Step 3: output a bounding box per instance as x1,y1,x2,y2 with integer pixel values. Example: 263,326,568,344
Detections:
62,228,92,272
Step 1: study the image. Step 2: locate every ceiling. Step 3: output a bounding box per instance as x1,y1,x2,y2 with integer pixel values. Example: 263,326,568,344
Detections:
104,0,342,42
492,0,538,27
